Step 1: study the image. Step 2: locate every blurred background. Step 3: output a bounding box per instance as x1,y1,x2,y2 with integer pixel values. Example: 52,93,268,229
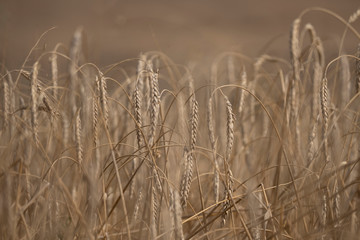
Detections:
0,0,359,69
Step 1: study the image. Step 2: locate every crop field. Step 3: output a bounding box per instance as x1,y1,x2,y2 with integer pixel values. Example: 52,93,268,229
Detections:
1,1,360,239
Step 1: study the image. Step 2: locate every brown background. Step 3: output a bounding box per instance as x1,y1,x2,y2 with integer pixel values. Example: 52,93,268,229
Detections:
1,0,359,69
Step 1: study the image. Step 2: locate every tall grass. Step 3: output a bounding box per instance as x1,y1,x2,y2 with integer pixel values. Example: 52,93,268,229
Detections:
1,8,360,240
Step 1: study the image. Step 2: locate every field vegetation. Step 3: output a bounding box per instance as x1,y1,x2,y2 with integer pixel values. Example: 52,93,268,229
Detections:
1,7,360,240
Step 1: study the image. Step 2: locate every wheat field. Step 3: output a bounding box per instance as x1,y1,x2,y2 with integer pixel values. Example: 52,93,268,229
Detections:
1,6,360,240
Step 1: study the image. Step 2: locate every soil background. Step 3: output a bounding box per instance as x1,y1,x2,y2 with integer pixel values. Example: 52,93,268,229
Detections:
1,0,359,69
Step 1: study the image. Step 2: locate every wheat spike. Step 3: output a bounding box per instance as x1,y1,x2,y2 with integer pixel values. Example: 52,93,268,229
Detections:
228,55,236,83
99,73,109,128
180,148,193,208
31,61,40,146
137,53,146,94
133,82,143,148
207,97,216,150
148,69,160,147
356,44,360,94
289,18,301,134
238,67,247,115
340,55,350,107
69,27,82,116
334,180,340,223
349,9,360,23
320,76,330,163
190,97,199,151
92,95,99,147
50,50,58,100
214,158,220,203
132,187,143,222
3,78,9,128
75,109,83,165
151,186,158,239
224,95,235,161
290,18,301,82
222,168,234,226
179,94,199,207
322,190,327,226
307,114,319,164
170,188,185,240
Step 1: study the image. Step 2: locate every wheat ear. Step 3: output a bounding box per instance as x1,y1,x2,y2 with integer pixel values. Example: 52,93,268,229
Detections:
31,61,40,145
228,55,236,83
224,95,235,161
133,81,143,148
290,18,301,82
356,44,360,94
180,95,199,207
207,97,216,150
148,69,160,147
99,73,109,128
320,76,330,163
69,27,82,116
222,167,234,226
3,77,9,128
75,109,83,165
349,9,360,23
289,18,301,124
170,188,185,240
180,149,193,208
50,50,58,100
137,53,146,94
208,97,219,202
190,97,199,151
238,67,247,115
340,55,350,107
151,185,158,239
222,95,235,225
